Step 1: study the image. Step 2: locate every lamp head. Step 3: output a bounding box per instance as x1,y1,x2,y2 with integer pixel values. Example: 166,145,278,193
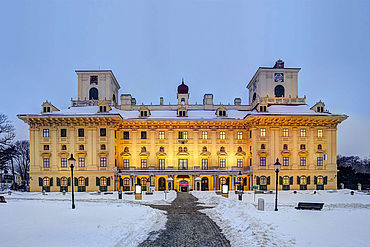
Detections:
68,154,76,168
274,158,281,172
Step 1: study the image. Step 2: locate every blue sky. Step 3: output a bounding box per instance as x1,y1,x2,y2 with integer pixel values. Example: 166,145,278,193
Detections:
1,0,369,157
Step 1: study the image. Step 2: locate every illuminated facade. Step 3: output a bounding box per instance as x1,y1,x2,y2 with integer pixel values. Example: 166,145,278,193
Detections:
18,60,347,192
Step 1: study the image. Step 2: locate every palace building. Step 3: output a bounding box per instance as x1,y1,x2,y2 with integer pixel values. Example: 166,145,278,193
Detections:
18,60,347,193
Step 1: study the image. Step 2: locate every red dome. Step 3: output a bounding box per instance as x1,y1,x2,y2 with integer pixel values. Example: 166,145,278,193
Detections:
177,79,189,94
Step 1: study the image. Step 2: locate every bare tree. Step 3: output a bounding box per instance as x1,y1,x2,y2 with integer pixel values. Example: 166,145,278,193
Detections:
14,140,30,188
0,114,15,172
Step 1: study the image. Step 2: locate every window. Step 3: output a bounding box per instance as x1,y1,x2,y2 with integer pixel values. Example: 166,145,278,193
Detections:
141,131,147,139
61,177,67,186
178,131,188,139
101,144,106,150
300,157,306,166
123,131,130,139
237,159,243,168
261,144,265,150
283,128,289,137
140,110,148,117
178,159,188,170
283,144,288,150
100,128,106,137
300,144,306,150
202,131,208,139
43,158,50,168
274,85,285,97
260,128,266,137
220,177,227,185
237,132,243,140
78,158,85,167
43,177,50,186
99,106,107,112
183,147,188,152
89,87,99,100
159,131,165,139
219,159,226,168
317,176,324,185
178,110,186,117
318,129,323,138
90,75,98,84
141,159,147,168
123,178,130,186
283,176,290,185
43,145,49,150
317,157,323,166
78,177,85,186
43,129,49,137
61,158,67,168
300,176,307,185
260,176,267,185
123,159,129,168
300,129,306,137
61,129,67,137
141,147,147,152
219,131,226,140
318,144,322,150
100,177,107,186
100,157,107,167
201,159,208,170
141,177,148,187
79,145,84,151
283,157,289,166
260,157,266,166
78,128,84,137
259,105,267,112
159,146,165,152
237,146,243,153
317,106,324,113
43,106,51,113
159,159,165,170
218,110,226,117
220,146,225,152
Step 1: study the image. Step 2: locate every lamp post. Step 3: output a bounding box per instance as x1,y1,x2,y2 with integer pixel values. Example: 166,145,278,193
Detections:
274,158,281,211
238,171,243,200
68,154,76,209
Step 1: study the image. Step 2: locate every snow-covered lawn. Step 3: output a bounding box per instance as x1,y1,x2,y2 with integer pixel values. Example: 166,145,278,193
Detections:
0,191,176,247
191,190,370,247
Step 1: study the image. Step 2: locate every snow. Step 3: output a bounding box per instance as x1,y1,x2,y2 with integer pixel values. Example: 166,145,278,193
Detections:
0,191,177,247
248,104,335,116
191,190,370,247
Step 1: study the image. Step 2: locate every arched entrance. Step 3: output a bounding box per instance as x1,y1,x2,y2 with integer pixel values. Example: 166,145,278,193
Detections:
89,87,99,100
158,177,166,191
179,180,189,192
201,177,209,191
274,85,285,97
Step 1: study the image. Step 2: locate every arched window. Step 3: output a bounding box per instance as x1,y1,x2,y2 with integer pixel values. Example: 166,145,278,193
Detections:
300,144,306,150
318,144,322,150
141,147,146,152
220,177,226,185
237,146,243,152
89,87,99,100
61,177,67,186
274,85,285,98
220,146,225,152
261,144,265,150
179,147,183,152
61,145,67,150
141,177,148,186
101,144,106,150
123,177,130,186
260,176,267,185
202,146,207,152
79,145,84,150
283,176,290,185
159,146,164,152
100,177,107,186
124,147,129,153
78,177,85,186
300,176,307,185
283,144,288,150
43,177,50,186
317,176,324,185
184,147,188,152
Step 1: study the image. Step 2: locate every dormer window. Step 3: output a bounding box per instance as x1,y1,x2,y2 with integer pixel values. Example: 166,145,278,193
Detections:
317,106,324,113
259,106,267,112
99,106,107,112
90,75,98,85
178,110,186,117
43,107,51,113
140,110,148,117
216,107,227,117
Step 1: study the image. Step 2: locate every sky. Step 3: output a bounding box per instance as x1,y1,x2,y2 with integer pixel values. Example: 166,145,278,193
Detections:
0,0,369,157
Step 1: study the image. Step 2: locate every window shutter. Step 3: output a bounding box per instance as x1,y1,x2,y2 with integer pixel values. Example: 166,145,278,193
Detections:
39,177,43,186
314,176,317,185
57,177,61,186
96,177,100,186
279,176,283,185
290,176,293,185
85,177,89,186
67,177,71,186
256,176,260,185
323,176,328,185
267,176,270,185
107,177,111,186
50,178,53,186
74,177,78,185
120,178,123,187
297,176,301,185
307,176,310,184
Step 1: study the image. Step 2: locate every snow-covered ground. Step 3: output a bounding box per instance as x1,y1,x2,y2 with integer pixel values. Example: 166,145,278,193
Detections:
0,191,176,247
191,190,370,247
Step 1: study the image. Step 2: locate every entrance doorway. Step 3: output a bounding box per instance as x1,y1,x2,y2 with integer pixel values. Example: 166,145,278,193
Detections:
201,177,209,191
158,177,166,191
179,180,189,192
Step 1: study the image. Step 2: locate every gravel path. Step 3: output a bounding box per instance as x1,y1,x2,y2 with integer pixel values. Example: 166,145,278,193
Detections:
138,192,230,247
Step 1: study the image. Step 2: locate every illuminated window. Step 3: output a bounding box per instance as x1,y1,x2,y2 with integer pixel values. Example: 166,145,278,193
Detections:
317,176,324,185
123,159,129,168
78,158,85,167
100,177,107,186
141,159,147,168
220,131,226,140
237,159,243,168
283,157,289,166
178,131,188,139
201,159,208,170
318,129,323,138
237,132,243,140
61,177,67,186
219,159,226,168
78,177,85,186
123,178,130,186
43,158,50,168
178,159,188,170
61,158,67,168
220,177,226,185
260,128,266,137
202,131,208,139
300,157,306,166
260,157,266,166
283,128,289,137
43,129,49,137
141,177,148,186
300,129,306,137
159,159,165,170
317,157,323,166
100,157,107,167
300,176,307,185
260,176,267,185
283,176,290,185
159,131,165,139
43,177,50,186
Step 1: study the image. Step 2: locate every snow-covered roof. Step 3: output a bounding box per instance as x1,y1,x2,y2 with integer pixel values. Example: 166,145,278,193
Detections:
247,105,344,117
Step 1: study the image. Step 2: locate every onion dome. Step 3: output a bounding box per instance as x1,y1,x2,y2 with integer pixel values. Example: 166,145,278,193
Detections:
177,78,189,94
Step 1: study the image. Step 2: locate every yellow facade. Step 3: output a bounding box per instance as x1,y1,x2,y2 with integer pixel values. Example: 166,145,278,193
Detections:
18,60,347,192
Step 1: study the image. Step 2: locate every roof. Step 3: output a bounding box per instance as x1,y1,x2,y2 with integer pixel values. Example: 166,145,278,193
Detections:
247,67,301,89
75,70,120,90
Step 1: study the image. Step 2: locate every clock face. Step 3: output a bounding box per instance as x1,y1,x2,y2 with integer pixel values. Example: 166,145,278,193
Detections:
274,73,284,82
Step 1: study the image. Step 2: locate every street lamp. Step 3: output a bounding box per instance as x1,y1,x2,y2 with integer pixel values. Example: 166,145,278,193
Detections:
68,154,76,209
238,171,243,200
274,158,281,211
